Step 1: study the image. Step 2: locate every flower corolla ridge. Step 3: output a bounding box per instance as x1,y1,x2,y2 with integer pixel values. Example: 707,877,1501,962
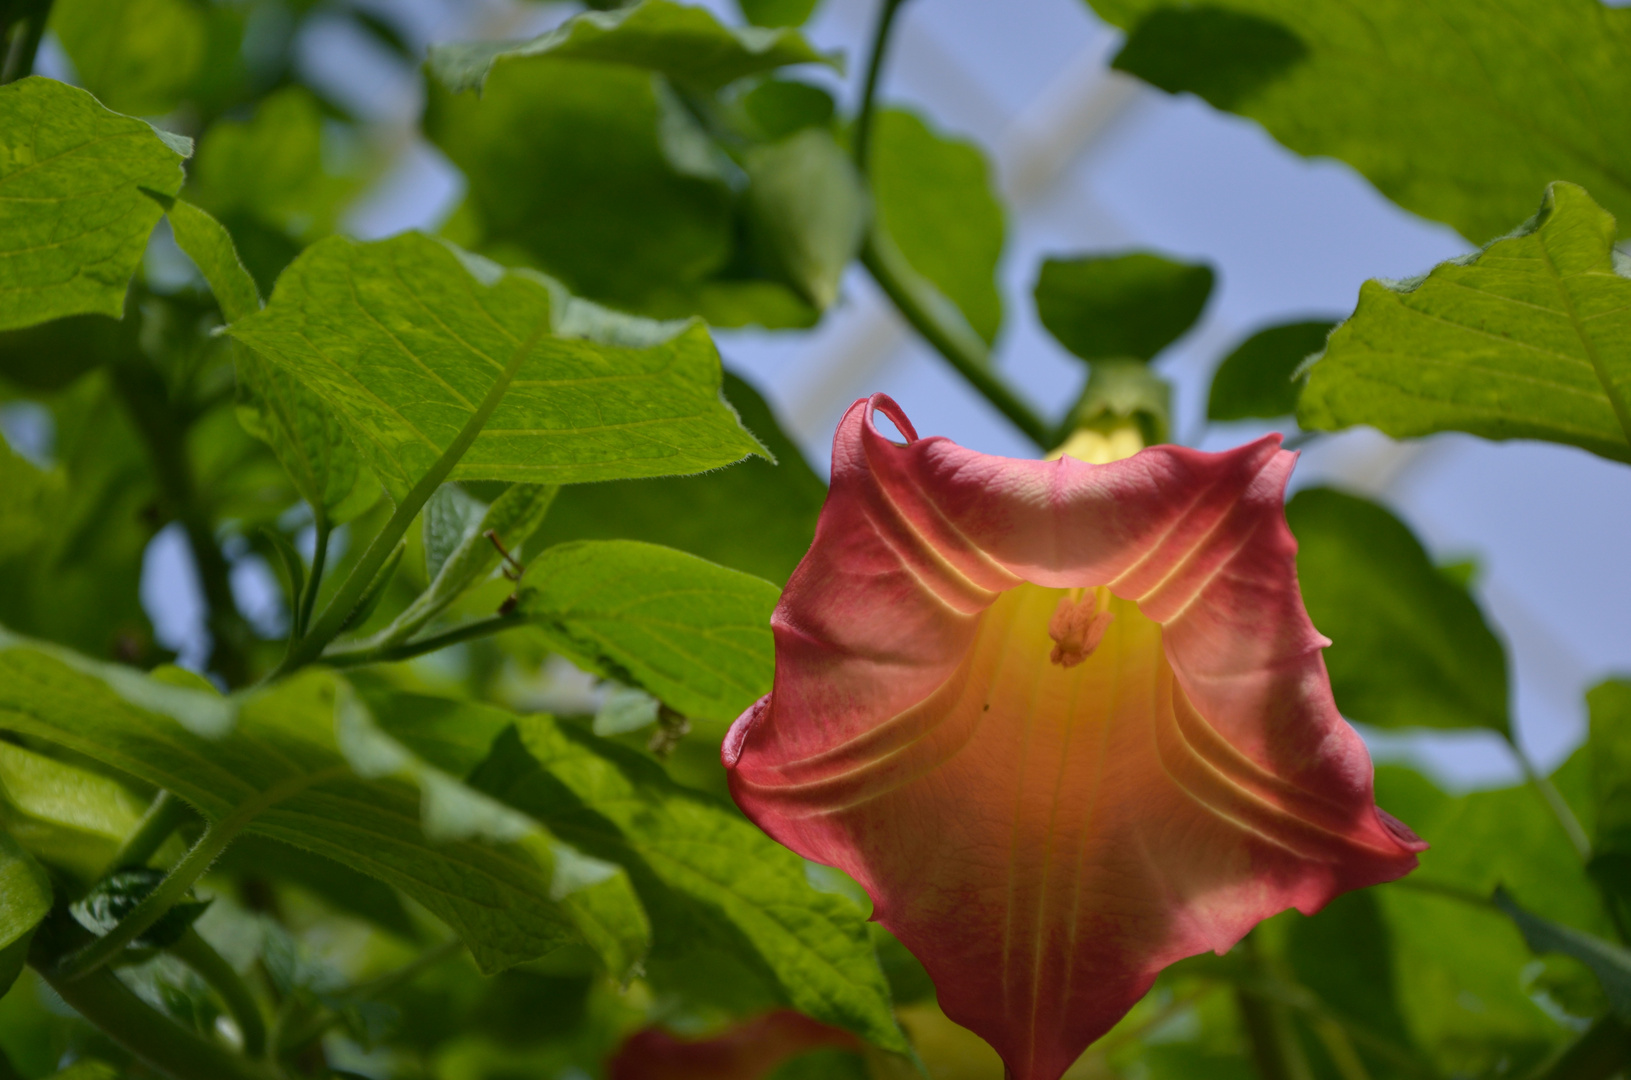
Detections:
722,394,1426,1080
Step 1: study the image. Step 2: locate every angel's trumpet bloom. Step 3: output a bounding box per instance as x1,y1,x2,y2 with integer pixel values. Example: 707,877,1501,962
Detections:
607,1010,860,1080
723,395,1425,1080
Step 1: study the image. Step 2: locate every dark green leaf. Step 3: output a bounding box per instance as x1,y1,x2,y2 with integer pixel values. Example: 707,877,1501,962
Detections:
0,635,631,974
0,77,190,330
0,440,61,563
1092,0,1631,245
1206,320,1335,421
871,108,1005,344
1033,253,1214,363
738,0,823,28
49,0,207,117
522,540,778,724
428,0,837,95
1300,184,1631,463
743,128,868,310
1286,488,1508,733
457,709,907,1051
1281,891,1414,1053
1495,887,1631,1020
535,371,825,585
0,314,134,392
71,868,209,949
0,829,52,996
211,836,417,940
734,79,835,141
226,232,768,500
1587,681,1631,904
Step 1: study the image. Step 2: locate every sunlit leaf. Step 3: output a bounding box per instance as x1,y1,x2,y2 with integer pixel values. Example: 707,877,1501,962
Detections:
0,740,147,881
226,232,768,500
1092,0,1631,245
1032,252,1213,363
1300,184,1631,464
871,108,1005,344
1206,319,1335,421
428,0,837,94
50,0,206,117
522,540,779,724
0,77,189,330
1286,488,1509,733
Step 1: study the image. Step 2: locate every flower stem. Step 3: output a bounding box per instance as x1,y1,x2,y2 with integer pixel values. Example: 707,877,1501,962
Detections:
107,790,194,873
321,613,527,669
852,0,910,174
296,515,330,639
168,928,266,1058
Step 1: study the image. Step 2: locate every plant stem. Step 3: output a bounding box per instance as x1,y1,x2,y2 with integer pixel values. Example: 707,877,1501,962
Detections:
107,790,194,872
852,0,911,174
37,961,274,1080
1507,734,1592,861
168,928,266,1058
55,770,336,982
321,613,527,668
273,321,546,678
860,240,1051,448
296,516,330,639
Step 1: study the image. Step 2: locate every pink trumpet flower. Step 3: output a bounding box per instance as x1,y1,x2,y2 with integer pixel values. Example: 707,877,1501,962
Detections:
723,395,1425,1080
607,1010,860,1080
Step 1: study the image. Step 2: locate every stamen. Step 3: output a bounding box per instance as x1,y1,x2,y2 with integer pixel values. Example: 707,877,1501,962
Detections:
1048,589,1115,668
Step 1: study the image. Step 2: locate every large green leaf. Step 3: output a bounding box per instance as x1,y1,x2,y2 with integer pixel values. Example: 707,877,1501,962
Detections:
368,693,907,1051
1285,488,1509,733
0,633,635,975
0,829,52,997
1032,253,1213,363
1091,0,1631,245
0,77,189,331
871,108,1005,345
535,371,825,585
0,740,148,882
1495,888,1631,1021
1299,184,1631,464
1206,320,1335,421
226,232,767,500
50,0,206,118
742,128,869,310
428,0,837,95
1587,681,1631,905
522,540,779,724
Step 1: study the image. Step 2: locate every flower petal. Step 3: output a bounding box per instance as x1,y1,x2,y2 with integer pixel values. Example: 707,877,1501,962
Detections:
607,1010,860,1080
724,395,1424,1080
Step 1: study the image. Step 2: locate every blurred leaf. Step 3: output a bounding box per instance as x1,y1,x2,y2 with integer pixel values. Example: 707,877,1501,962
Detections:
1092,0,1631,245
0,314,134,392
743,128,868,309
71,867,210,948
536,371,824,585
0,440,61,562
429,0,837,94
738,0,823,28
212,836,417,939
227,232,768,500
1206,320,1335,421
0,739,147,881
0,829,52,996
522,540,778,724
871,108,1005,344
1587,681,1631,905
871,925,934,1008
1033,253,1214,363
43,1062,122,1080
50,0,206,117
1286,488,1509,733
733,79,835,141
1494,887,1631,1020
461,711,907,1051
1300,184,1631,463
0,636,632,975
425,60,734,308
422,484,487,584
0,77,189,331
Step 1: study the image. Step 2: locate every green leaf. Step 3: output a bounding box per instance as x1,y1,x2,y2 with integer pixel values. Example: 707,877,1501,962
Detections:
1279,891,1415,1058
0,829,52,996
871,108,1005,345
1091,0,1631,245
1299,184,1631,463
50,0,207,118
428,0,838,95
0,77,190,331
1495,887,1631,1021
0,740,148,881
443,704,906,1051
210,836,418,940
0,439,62,563
0,634,628,975
732,79,836,141
522,540,779,724
156,195,260,325
743,128,869,310
226,232,768,500
71,867,210,949
1032,253,1214,363
1206,320,1335,421
738,0,823,28
1586,681,1631,905
424,60,734,309
535,371,825,586
1285,488,1509,733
